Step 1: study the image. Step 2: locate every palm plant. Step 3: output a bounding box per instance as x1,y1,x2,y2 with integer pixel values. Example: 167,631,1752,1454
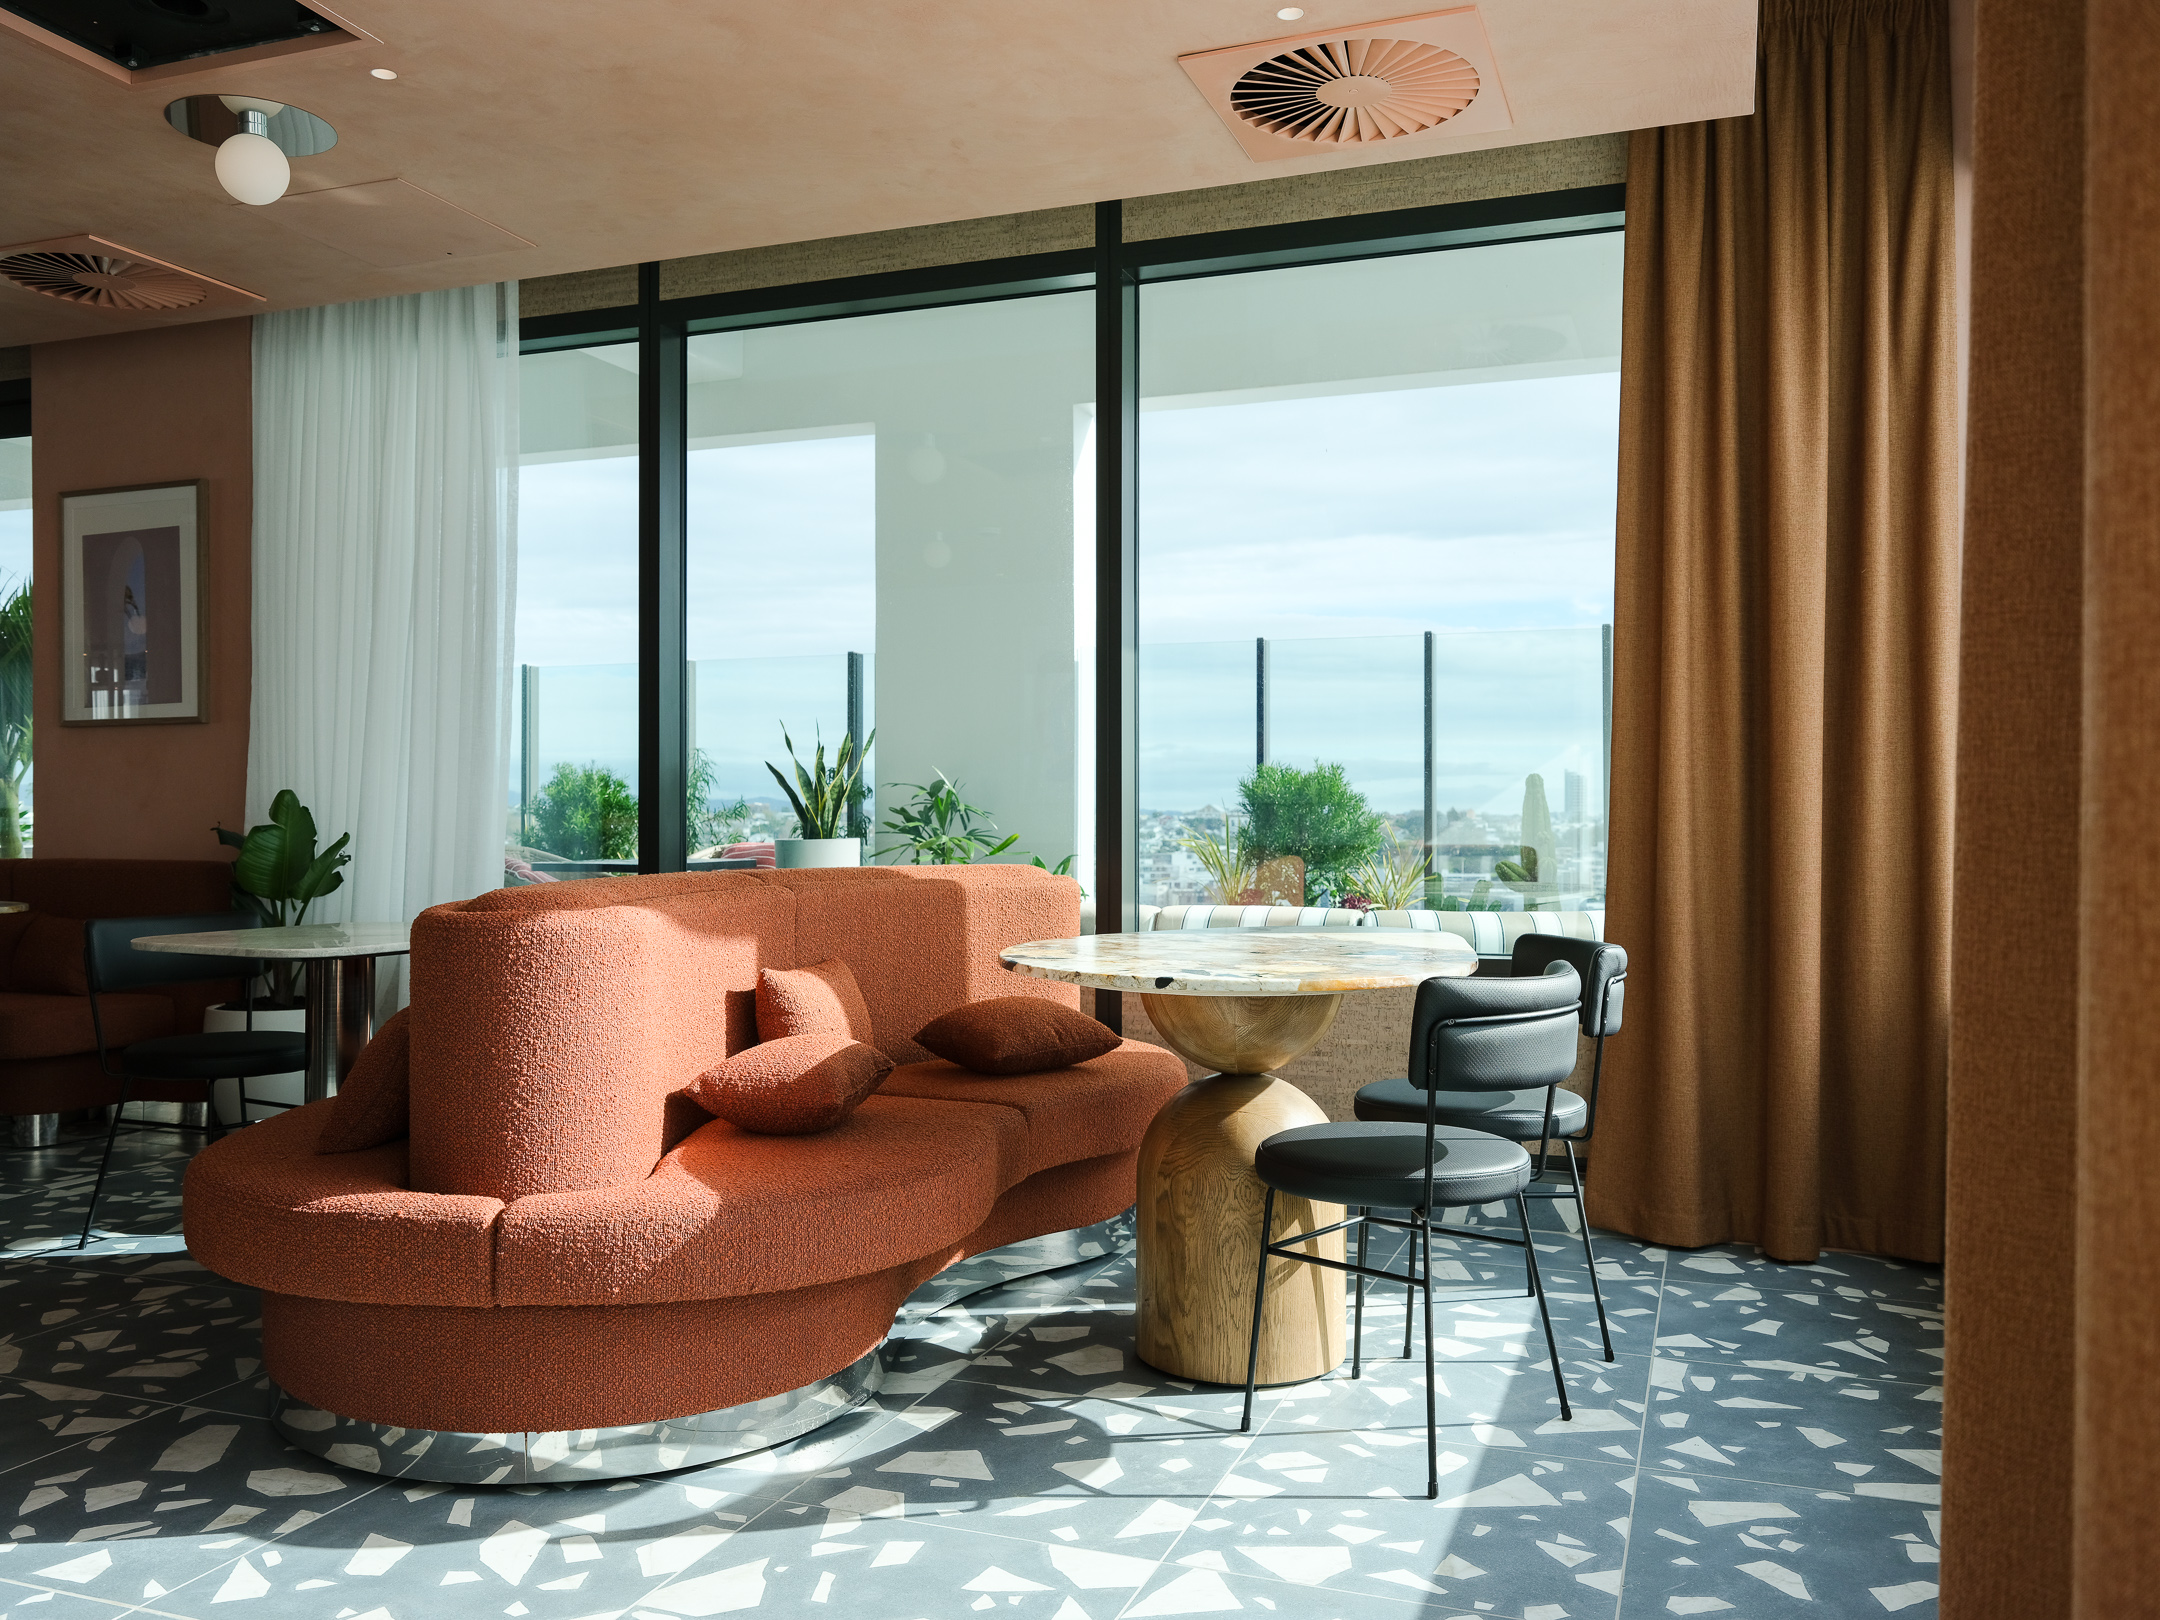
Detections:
1343,824,1432,911
1175,815,1255,904
766,726,872,840
0,581,29,859
877,772,1018,865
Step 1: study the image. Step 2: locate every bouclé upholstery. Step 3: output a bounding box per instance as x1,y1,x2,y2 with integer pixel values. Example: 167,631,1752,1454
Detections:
184,865,1188,1435
688,1032,892,1135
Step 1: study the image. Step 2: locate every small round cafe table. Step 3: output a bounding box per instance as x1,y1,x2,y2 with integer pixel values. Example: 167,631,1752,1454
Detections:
1001,928,1479,1386
131,923,412,1103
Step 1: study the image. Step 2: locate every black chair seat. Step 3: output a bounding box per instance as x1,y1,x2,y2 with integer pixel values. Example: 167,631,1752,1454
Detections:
116,1030,307,1081
1254,1122,1531,1210
1354,1079,1589,1139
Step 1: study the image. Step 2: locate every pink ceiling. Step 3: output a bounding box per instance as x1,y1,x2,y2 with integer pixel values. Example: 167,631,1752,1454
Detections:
0,0,1755,346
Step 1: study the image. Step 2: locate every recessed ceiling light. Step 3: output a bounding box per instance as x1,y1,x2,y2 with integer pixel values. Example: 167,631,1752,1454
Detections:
1277,7,1304,18
370,67,398,80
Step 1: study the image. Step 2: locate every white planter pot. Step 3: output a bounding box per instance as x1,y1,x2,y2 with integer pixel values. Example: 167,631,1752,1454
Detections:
205,1004,306,1125
775,838,861,869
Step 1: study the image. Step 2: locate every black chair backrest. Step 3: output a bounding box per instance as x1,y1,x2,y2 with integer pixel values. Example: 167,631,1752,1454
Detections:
84,913,265,997
1408,963,1581,1093
1511,934,1627,1037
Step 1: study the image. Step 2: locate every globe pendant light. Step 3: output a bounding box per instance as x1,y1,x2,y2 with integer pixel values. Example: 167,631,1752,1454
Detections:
214,96,291,206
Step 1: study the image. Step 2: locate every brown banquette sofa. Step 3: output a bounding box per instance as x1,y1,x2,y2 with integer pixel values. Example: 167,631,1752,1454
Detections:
184,864,1187,1441
0,858,242,1120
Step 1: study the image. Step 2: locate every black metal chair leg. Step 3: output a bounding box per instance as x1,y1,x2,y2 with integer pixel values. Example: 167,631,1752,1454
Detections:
1566,1139,1614,1360
1351,1207,1368,1380
1421,1210,1440,1499
77,1083,134,1249
1403,1221,1416,1359
1240,1188,1277,1433
1518,1192,1571,1420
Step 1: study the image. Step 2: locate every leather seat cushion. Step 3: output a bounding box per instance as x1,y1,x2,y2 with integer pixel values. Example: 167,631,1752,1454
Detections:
0,992,172,1061
1254,1122,1531,1210
182,1106,503,1307
120,1028,308,1081
876,1041,1190,1177
1354,1079,1588,1138
493,1093,1031,1307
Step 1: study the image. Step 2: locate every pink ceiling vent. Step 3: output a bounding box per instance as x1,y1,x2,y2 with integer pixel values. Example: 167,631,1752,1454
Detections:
1180,7,1513,162
0,235,262,314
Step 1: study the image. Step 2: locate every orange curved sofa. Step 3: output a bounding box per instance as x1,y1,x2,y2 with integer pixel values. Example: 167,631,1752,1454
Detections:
184,865,1185,1457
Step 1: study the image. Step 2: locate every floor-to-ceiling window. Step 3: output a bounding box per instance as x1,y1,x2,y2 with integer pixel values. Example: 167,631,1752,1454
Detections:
1136,230,1622,912
684,295,1095,879
511,341,640,877
509,188,1620,915
0,425,31,856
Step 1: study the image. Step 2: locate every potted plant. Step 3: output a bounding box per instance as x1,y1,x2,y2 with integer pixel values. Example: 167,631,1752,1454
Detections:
207,789,352,1122
766,726,872,868
875,772,1018,865
1236,761,1385,906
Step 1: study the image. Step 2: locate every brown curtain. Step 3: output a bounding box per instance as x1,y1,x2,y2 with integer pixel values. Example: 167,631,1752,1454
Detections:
1587,0,1958,1264
1943,2,2160,1614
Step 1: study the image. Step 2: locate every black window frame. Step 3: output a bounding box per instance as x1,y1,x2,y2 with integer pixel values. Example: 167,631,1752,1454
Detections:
515,181,1623,1023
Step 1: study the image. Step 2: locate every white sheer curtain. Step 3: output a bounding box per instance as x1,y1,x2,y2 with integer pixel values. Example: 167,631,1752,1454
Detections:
249,283,518,967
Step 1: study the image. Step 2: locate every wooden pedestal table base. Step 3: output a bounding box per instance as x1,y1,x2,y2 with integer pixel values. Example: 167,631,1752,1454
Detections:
1135,992,1345,1385
997,926,1480,1389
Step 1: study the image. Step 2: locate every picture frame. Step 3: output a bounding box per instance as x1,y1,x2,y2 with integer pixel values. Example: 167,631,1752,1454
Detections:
59,480,206,726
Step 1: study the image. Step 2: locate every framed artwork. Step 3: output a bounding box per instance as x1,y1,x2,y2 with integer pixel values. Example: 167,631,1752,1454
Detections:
60,481,205,725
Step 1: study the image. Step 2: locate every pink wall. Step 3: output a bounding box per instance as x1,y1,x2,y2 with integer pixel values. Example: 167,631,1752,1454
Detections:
30,319,253,859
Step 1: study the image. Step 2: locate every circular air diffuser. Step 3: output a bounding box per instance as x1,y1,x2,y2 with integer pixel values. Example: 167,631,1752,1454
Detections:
1229,37,1481,144
0,251,211,312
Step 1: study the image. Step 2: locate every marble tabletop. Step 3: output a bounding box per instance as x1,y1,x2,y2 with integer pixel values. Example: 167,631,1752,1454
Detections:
1002,928,1479,996
131,923,412,960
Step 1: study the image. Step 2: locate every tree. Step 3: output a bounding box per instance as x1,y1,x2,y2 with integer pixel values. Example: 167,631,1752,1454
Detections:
530,763,638,860
1236,761,1385,901
0,581,30,858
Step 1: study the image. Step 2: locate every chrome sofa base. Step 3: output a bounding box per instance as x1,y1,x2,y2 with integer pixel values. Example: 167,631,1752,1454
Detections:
270,1208,1135,1484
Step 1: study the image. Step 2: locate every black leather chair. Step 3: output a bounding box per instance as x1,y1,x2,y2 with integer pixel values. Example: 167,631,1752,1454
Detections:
1240,964,1582,1499
1353,934,1626,1358
77,913,307,1249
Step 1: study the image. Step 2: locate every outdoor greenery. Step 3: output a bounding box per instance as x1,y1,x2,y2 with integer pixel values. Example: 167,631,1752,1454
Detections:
530,762,639,861
0,582,29,859
1494,772,1557,907
215,788,353,1006
1175,816,1255,903
1236,761,1385,902
878,772,1018,865
687,748,752,853
767,726,872,841
1342,823,1432,911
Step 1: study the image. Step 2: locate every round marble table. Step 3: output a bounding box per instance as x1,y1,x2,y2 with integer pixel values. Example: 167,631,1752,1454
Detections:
1002,929,1479,1386
131,923,412,1103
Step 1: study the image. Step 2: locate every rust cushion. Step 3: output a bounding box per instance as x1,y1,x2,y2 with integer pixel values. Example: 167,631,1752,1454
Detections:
0,990,171,1061
915,995,1121,1075
879,1039,1192,1177
317,1008,411,1154
493,1092,1029,1307
688,1032,892,1135
757,958,873,1042
12,915,86,996
182,1105,502,1307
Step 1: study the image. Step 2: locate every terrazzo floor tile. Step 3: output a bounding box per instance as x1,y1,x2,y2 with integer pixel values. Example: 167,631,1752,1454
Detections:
1615,1469,1940,1618
0,1130,1941,1619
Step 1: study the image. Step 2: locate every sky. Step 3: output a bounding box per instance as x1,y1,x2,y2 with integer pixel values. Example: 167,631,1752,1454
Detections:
512,359,1621,820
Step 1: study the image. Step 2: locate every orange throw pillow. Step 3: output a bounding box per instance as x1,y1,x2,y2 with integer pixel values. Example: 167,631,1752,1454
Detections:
757,959,873,1042
914,996,1120,1076
689,1033,893,1135
317,1007,411,1154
